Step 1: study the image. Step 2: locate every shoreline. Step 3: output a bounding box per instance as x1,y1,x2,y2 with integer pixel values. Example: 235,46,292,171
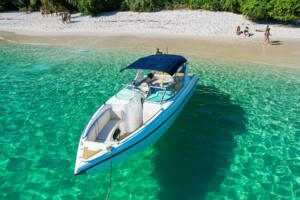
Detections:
1,10,300,69
1,31,300,69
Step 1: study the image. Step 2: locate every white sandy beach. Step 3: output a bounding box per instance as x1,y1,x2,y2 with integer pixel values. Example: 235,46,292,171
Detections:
0,10,299,40
0,10,300,68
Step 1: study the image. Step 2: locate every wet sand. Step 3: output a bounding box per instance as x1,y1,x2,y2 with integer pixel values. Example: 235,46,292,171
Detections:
1,31,300,69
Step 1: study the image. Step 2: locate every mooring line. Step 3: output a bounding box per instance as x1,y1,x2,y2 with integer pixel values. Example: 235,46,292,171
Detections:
105,147,113,200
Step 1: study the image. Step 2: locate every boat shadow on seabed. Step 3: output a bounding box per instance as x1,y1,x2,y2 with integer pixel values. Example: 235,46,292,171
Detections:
153,85,247,200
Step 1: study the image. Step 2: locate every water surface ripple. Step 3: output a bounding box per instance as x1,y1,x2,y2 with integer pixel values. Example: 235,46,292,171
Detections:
0,43,299,200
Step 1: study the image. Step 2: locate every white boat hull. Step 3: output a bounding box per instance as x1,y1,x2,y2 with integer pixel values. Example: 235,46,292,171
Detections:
75,74,198,175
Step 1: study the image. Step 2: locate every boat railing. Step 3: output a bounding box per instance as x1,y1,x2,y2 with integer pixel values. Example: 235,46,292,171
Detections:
160,88,167,104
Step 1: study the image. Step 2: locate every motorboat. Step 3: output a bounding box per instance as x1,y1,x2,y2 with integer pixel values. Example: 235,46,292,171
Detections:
74,54,198,175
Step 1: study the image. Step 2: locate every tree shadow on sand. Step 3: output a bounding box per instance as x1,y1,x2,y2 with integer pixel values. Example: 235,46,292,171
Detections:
152,85,247,200
250,19,300,28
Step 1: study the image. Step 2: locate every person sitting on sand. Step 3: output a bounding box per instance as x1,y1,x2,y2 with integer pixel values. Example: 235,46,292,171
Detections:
40,9,45,17
244,26,250,37
44,9,49,17
264,25,271,45
236,26,242,36
155,48,162,55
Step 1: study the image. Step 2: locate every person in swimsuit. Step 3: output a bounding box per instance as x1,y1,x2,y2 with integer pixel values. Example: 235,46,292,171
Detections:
244,26,250,37
40,9,44,17
264,25,271,45
62,12,67,23
236,26,242,36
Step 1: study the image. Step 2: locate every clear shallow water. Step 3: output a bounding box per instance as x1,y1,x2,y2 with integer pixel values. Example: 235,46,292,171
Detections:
0,42,299,200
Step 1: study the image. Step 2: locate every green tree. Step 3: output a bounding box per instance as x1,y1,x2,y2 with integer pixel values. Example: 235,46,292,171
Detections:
18,0,31,8
77,0,122,16
0,0,16,11
241,0,272,20
186,0,222,10
221,0,241,13
78,0,104,15
0,0,299,21
122,0,163,12
270,0,300,21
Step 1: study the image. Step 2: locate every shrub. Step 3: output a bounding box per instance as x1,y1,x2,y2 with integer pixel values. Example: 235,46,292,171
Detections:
269,0,300,21
241,0,271,20
0,0,18,11
77,0,122,16
29,0,41,10
186,0,222,10
122,0,163,12
0,0,299,21
17,0,30,8
77,0,103,16
221,0,241,13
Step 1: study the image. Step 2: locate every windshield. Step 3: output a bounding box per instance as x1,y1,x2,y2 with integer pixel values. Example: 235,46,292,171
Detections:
119,70,179,103
146,86,174,102
116,85,137,100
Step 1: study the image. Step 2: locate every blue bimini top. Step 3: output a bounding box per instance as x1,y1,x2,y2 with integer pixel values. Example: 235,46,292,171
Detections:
120,54,187,76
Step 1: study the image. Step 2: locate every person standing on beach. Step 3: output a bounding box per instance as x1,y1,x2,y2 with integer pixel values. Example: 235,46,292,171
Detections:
264,25,271,45
40,9,44,17
62,13,67,23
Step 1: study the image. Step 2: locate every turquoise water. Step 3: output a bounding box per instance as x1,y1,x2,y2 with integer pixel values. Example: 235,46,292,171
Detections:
0,42,299,200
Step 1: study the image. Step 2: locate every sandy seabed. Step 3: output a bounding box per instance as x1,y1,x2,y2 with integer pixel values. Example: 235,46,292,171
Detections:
0,10,300,68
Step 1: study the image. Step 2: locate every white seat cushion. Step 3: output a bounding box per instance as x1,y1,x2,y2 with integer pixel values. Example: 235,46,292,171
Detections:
96,119,120,142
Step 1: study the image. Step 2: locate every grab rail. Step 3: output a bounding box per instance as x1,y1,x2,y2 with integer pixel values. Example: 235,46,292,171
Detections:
160,88,167,105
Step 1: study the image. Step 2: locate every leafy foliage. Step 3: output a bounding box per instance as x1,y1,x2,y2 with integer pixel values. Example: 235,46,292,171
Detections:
77,0,104,16
121,0,163,12
241,0,271,20
0,0,299,21
76,0,122,16
0,0,17,11
270,0,300,21
221,0,241,13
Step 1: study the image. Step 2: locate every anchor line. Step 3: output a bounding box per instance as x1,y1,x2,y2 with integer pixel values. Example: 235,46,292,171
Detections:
105,147,113,200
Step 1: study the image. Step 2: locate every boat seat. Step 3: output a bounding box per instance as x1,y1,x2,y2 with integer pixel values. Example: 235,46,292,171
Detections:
96,119,121,143
86,109,123,142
